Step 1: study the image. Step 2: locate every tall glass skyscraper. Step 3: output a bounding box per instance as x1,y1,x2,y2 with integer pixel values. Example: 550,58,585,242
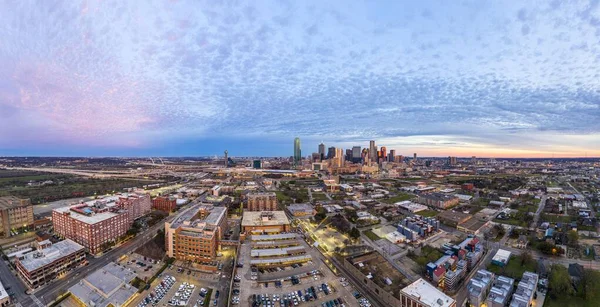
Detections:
294,137,302,166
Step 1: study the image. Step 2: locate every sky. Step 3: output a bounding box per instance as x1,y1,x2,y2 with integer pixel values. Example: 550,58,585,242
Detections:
0,0,599,158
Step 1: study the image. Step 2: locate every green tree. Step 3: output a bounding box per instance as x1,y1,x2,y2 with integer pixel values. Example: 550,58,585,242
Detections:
567,230,579,247
519,250,533,266
549,264,574,297
349,227,360,239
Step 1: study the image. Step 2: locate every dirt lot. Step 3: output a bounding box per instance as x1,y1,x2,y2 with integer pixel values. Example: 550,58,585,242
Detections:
353,253,409,297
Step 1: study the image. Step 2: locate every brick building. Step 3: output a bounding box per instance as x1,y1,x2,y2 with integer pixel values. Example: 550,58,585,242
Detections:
165,204,228,262
52,193,150,254
418,193,460,209
246,192,277,211
153,196,177,212
0,197,34,238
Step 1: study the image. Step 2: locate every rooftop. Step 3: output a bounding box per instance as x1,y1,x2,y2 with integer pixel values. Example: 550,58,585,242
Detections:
251,246,305,257
242,211,290,227
18,239,84,272
419,193,459,202
69,262,137,307
0,196,30,209
250,233,298,241
249,254,312,265
170,203,226,229
400,278,455,307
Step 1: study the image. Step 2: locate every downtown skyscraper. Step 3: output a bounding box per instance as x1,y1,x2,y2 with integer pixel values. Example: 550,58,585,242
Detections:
293,137,301,166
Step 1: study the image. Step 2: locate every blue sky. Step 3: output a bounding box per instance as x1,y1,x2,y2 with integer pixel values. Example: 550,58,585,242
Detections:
0,0,599,157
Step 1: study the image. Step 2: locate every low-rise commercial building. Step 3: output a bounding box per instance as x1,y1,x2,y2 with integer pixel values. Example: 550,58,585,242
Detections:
418,193,460,209
287,203,315,217
247,192,278,211
152,196,177,212
15,239,86,288
68,262,137,307
437,210,472,227
399,278,456,307
241,211,290,234
0,196,34,238
491,249,511,267
165,203,228,262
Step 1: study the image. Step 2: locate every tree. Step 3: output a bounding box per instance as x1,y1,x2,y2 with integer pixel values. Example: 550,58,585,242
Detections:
349,227,360,239
519,250,533,266
549,264,574,297
567,230,579,247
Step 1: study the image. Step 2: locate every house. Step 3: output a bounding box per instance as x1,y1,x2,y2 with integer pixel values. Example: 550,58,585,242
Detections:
515,235,528,249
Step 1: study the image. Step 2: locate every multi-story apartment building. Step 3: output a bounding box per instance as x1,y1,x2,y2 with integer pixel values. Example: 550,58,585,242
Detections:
418,193,460,209
467,270,494,307
152,196,177,212
486,276,515,307
0,197,34,238
165,204,228,262
246,192,277,211
399,278,456,307
509,272,538,307
15,239,86,289
52,193,150,254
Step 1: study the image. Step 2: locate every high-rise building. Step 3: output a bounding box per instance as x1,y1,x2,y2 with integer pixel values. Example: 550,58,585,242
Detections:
449,156,457,166
333,148,344,168
253,159,262,169
345,149,352,161
293,137,301,166
361,148,369,164
389,149,396,162
380,146,387,162
413,153,417,160
327,147,336,159
471,156,477,165
352,146,361,162
318,142,326,160
224,150,228,168
369,140,377,162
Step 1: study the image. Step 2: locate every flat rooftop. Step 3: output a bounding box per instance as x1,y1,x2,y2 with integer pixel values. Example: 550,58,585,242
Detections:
0,278,8,301
0,196,30,209
170,203,226,229
249,254,312,265
69,262,137,307
250,233,298,241
53,206,121,224
19,239,84,272
242,211,290,227
401,278,455,307
251,246,305,257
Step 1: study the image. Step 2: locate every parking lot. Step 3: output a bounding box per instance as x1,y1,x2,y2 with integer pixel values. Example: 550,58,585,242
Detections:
118,252,163,281
236,238,360,307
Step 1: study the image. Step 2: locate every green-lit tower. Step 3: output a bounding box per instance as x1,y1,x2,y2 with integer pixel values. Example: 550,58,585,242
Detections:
293,137,301,167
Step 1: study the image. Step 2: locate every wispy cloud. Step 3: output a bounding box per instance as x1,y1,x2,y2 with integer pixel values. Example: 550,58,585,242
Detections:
0,0,599,156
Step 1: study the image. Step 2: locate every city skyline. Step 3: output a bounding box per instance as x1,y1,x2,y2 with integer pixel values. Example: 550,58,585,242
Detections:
1,1,600,158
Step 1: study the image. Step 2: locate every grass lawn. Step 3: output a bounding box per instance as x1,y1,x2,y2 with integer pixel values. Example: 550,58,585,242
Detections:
312,193,329,201
382,193,415,204
417,210,438,217
275,191,292,204
363,230,382,241
544,296,594,307
409,245,443,267
487,256,536,279
493,217,528,227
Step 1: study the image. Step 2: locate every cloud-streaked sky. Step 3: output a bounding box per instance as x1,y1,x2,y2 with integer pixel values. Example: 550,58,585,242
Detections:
1,0,599,158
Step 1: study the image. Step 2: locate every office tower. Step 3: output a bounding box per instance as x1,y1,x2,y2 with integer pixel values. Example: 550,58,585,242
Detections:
345,149,352,161
224,150,228,168
389,149,396,162
380,146,387,162
471,156,477,165
449,156,457,166
327,146,336,159
361,148,369,164
318,142,326,160
352,146,361,163
293,137,301,166
334,148,344,167
369,140,377,162
413,153,417,160
397,155,404,163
